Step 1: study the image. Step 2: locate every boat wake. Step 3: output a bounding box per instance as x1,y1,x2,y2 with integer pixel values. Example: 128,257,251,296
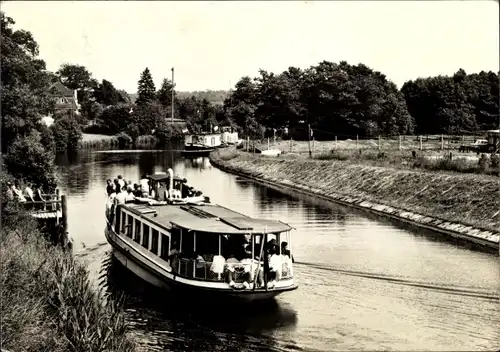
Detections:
294,261,499,301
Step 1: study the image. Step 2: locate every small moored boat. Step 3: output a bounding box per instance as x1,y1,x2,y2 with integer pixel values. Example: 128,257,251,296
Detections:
104,169,298,302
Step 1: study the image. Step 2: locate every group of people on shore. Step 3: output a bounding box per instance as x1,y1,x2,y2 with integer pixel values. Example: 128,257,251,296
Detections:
4,181,51,207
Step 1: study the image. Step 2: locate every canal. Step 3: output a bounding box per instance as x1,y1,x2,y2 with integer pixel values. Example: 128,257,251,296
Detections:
55,147,499,352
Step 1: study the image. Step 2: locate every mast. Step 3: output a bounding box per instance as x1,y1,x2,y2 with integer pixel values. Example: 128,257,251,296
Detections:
171,67,175,123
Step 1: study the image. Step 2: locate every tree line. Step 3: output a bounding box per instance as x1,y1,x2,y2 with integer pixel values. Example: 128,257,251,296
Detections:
222,62,499,140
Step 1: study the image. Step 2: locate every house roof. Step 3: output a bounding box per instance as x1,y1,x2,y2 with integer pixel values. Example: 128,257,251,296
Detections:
49,81,74,97
122,203,292,235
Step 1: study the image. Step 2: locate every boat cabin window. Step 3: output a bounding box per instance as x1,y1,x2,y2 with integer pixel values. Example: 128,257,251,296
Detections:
171,227,181,252
142,223,150,249
160,233,170,260
180,230,194,257
151,229,159,255
126,215,133,237
121,211,126,234
133,218,141,243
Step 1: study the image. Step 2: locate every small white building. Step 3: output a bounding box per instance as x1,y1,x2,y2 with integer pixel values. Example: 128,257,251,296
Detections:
221,131,239,144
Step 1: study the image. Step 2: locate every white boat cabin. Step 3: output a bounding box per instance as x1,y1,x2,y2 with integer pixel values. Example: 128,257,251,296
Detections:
108,202,295,290
185,133,222,148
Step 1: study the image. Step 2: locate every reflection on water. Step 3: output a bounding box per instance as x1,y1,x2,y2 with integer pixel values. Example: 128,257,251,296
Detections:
57,149,500,352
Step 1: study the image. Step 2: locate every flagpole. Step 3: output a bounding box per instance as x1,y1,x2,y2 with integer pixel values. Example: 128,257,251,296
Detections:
171,67,175,123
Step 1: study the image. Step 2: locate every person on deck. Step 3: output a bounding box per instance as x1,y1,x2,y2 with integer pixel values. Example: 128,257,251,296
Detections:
267,249,282,288
117,175,125,190
169,241,180,273
125,188,135,203
106,179,115,196
226,254,241,287
139,175,149,197
133,184,142,197
115,184,127,205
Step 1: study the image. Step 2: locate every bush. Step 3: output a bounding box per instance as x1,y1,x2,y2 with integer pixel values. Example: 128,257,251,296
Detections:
115,132,133,148
51,117,83,152
4,131,57,190
38,123,56,154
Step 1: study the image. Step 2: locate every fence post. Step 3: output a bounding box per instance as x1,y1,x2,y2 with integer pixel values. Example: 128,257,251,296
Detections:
246,136,249,152
378,135,381,151
267,137,270,150
61,195,68,235
419,135,423,151
356,135,359,150
399,135,402,151
335,135,338,149
289,137,292,153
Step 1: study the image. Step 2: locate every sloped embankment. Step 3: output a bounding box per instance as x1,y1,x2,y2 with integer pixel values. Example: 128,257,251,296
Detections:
210,150,499,250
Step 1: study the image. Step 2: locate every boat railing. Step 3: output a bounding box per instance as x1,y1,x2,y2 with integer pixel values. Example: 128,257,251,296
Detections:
172,257,293,282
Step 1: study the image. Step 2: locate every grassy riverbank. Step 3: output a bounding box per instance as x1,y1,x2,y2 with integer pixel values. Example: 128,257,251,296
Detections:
79,133,157,149
252,139,499,176
212,149,499,233
1,208,136,352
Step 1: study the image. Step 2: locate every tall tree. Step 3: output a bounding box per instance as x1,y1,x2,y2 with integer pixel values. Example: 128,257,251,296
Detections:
94,79,121,106
136,67,156,106
56,64,94,90
1,12,55,152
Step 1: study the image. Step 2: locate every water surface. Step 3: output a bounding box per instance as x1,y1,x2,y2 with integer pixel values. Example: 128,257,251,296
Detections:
56,147,500,351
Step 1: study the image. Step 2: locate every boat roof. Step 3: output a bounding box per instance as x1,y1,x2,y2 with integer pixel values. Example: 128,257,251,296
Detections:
146,173,185,182
121,203,292,235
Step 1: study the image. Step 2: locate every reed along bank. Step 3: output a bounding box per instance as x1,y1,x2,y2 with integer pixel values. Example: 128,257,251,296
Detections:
0,204,137,352
210,149,499,251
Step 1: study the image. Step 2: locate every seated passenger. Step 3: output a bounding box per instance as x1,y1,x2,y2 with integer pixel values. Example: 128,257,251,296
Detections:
280,242,293,277
13,183,26,202
267,249,282,288
195,252,206,278
133,184,142,197
169,241,180,273
125,188,135,203
157,182,167,201
226,254,243,287
240,249,259,288
210,254,226,280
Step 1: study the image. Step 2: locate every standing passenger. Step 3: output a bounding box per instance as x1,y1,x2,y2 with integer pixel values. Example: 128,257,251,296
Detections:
117,175,125,190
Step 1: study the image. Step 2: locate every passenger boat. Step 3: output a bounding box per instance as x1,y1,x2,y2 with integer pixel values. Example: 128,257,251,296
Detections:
104,169,298,302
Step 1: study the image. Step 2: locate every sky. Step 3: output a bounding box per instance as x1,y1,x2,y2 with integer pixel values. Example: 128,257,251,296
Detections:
2,1,499,93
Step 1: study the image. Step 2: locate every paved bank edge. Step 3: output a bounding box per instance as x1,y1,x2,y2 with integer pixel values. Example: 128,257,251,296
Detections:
208,154,499,253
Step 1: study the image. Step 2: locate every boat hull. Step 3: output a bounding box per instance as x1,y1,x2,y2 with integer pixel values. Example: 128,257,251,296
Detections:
180,149,215,157
184,144,218,151
104,226,297,302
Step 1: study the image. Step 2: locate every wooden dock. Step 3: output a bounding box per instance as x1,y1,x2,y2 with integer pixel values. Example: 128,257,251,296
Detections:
22,190,70,249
